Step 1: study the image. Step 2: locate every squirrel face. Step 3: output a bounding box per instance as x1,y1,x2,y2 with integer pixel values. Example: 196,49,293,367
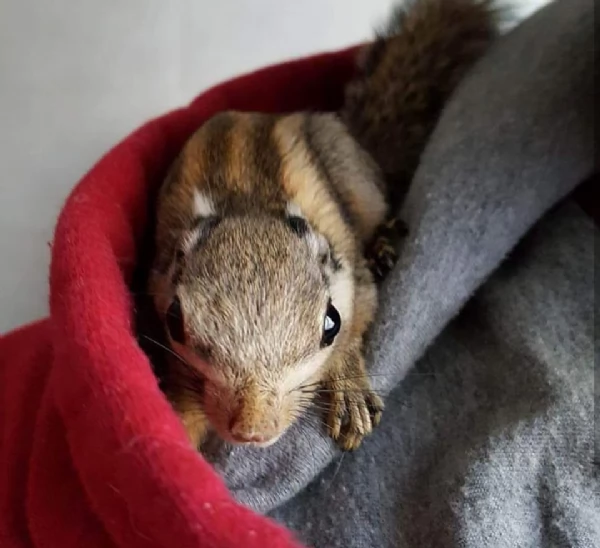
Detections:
160,210,353,446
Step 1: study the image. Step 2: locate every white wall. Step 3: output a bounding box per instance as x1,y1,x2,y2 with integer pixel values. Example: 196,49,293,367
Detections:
0,0,551,333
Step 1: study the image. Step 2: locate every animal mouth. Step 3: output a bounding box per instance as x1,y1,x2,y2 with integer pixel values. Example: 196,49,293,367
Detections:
227,432,282,448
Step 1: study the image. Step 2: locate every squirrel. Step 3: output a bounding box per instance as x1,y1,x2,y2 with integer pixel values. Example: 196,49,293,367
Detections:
146,0,499,453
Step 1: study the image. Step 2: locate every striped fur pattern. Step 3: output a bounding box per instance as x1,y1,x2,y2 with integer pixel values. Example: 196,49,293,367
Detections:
149,111,387,451
150,0,499,452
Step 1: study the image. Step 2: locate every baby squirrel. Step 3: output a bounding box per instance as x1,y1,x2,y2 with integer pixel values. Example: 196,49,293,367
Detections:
148,0,498,452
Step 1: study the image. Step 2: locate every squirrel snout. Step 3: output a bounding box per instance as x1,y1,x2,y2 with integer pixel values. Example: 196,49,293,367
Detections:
227,405,279,445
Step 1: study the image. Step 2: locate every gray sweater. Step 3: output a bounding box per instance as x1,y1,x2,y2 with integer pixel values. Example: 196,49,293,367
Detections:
206,0,598,545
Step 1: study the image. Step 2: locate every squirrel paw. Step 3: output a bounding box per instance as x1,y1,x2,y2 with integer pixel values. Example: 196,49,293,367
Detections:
324,376,384,451
366,217,407,283
368,239,397,282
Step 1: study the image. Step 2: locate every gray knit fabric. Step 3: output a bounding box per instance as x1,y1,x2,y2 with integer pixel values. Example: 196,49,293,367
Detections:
205,0,598,545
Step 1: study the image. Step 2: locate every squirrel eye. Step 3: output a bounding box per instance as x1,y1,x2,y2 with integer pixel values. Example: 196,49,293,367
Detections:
321,301,341,347
166,296,185,344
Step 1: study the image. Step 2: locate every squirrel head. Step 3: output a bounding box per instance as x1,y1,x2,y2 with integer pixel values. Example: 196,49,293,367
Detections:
161,211,350,446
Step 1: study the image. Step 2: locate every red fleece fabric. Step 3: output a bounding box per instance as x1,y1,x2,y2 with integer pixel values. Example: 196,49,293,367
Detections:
0,47,357,548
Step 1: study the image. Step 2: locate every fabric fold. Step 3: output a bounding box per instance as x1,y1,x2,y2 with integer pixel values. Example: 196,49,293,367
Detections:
207,0,595,518
1,47,360,548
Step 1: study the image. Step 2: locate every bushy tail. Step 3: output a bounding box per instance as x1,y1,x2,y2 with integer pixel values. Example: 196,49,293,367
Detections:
341,0,501,209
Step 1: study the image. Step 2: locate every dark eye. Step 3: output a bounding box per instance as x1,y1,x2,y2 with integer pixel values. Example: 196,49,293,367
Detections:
165,296,185,344
321,301,341,347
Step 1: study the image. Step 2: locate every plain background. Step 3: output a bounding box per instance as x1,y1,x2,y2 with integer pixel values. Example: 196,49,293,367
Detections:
0,0,550,334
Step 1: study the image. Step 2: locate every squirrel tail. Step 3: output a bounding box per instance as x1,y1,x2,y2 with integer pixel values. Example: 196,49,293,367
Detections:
341,0,503,210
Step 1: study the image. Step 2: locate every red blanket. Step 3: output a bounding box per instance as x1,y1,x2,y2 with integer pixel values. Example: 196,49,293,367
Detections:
0,46,357,548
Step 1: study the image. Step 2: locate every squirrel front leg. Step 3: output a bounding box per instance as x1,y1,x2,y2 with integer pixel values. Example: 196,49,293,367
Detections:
323,261,384,451
162,359,210,450
170,396,210,450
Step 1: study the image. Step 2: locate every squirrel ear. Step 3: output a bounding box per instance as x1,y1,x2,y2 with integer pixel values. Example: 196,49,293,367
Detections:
285,201,330,258
305,229,330,259
179,215,221,256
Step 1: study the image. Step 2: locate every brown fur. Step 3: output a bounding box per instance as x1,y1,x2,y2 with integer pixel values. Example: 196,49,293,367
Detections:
149,0,499,453
342,0,499,210
150,111,386,451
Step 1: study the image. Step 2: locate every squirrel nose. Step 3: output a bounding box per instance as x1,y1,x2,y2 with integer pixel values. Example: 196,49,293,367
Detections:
228,410,271,444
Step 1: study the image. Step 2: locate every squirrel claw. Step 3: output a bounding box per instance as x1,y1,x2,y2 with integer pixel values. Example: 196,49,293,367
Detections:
324,377,384,452
366,217,407,283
